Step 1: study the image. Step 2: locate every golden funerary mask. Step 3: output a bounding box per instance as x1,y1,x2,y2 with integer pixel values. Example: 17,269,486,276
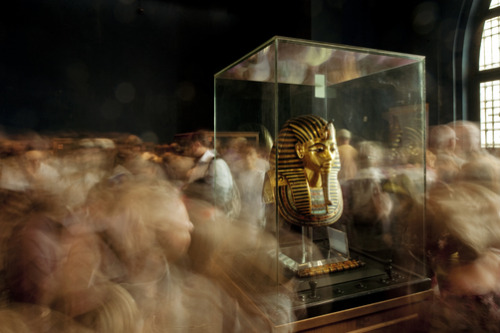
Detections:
264,115,343,227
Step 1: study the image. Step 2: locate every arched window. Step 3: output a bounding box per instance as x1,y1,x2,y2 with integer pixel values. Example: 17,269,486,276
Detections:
476,0,500,148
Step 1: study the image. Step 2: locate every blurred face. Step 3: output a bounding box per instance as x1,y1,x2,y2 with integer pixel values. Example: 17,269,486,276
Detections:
455,124,480,154
184,141,205,158
244,147,258,169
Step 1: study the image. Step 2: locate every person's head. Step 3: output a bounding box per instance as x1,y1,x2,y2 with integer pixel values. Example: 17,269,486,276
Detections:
336,129,352,145
22,149,47,175
114,134,143,165
185,130,212,158
3,190,69,306
451,121,481,159
77,282,141,333
162,152,195,182
241,145,259,170
357,141,384,169
428,124,457,154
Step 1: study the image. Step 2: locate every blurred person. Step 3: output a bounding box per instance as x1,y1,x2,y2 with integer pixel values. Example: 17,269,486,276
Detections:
126,154,167,180
114,134,144,166
2,175,188,332
1,190,122,328
182,196,296,332
111,134,145,176
76,282,142,333
356,140,386,179
425,180,500,332
428,124,457,156
342,141,393,253
2,172,147,332
428,124,463,184
57,140,117,210
84,176,194,270
4,191,69,308
336,128,358,182
162,151,195,188
183,130,240,221
0,188,31,272
233,145,266,227
382,169,427,270
0,146,31,192
106,134,167,182
80,138,117,173
457,153,500,194
22,149,60,192
451,120,485,162
255,145,271,172
343,176,394,253
0,146,295,333
81,176,192,325
86,174,294,332
222,136,247,173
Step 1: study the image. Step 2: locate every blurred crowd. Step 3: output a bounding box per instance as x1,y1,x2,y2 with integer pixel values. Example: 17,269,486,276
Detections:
335,121,500,332
424,121,500,332
0,131,293,333
1,119,500,332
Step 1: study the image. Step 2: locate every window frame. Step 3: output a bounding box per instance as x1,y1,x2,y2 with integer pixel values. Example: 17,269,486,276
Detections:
465,1,500,149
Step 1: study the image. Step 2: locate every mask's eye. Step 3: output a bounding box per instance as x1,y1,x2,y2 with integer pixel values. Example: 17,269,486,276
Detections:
309,144,325,153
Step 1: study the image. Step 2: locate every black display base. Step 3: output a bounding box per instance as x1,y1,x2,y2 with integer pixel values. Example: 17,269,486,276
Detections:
220,246,431,326
292,249,432,320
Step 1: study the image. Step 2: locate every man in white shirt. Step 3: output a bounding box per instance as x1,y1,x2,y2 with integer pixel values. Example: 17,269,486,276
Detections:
183,131,239,220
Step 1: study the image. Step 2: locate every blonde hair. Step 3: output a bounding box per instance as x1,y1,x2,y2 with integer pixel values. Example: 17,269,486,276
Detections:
78,283,142,333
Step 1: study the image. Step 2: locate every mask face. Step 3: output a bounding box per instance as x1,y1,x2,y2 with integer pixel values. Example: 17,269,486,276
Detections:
266,115,343,227
297,138,336,176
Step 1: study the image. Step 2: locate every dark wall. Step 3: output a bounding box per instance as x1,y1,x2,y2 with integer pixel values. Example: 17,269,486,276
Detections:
0,0,310,143
0,0,474,143
310,0,478,126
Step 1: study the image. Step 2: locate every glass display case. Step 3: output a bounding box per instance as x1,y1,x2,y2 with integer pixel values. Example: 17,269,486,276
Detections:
214,36,431,329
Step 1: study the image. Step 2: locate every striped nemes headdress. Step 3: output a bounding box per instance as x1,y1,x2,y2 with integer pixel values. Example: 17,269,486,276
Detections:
268,115,343,227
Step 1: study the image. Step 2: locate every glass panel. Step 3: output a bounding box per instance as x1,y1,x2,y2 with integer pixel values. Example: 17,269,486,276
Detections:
480,80,500,148
480,16,500,71
491,0,500,9
217,41,419,85
214,36,429,327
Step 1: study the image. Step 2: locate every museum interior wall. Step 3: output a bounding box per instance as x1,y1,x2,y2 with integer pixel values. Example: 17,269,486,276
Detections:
1,0,474,142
